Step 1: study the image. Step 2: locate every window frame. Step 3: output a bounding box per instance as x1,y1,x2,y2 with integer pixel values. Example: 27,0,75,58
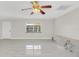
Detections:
26,24,41,33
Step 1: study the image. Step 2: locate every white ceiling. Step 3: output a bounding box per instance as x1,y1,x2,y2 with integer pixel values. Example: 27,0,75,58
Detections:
0,1,79,20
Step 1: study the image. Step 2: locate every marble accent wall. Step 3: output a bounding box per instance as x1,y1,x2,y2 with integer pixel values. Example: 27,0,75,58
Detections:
54,35,79,56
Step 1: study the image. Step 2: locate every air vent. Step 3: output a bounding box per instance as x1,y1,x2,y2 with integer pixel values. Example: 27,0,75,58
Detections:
57,5,71,10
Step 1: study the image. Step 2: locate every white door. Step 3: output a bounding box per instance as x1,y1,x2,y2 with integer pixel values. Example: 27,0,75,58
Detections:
2,21,11,39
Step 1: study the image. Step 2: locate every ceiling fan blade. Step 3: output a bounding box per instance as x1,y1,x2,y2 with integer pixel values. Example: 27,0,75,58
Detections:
21,8,32,11
40,9,45,15
34,1,39,4
41,5,52,8
30,12,34,15
31,1,39,5
30,1,33,5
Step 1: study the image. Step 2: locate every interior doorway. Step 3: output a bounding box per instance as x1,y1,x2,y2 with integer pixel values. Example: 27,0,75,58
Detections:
2,21,12,39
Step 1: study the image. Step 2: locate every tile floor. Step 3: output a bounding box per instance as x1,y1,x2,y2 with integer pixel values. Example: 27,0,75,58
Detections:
0,36,79,57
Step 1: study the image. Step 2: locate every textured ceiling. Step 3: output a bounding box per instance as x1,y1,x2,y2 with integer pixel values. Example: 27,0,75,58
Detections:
0,1,79,20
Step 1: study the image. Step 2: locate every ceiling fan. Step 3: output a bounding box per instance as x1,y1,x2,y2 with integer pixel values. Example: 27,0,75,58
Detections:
21,1,52,15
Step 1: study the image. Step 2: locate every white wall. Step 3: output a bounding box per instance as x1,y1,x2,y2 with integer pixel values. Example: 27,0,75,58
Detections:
0,22,2,37
0,19,53,39
54,7,79,40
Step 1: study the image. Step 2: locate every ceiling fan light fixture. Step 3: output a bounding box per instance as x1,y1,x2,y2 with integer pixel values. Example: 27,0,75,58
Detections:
33,8,40,13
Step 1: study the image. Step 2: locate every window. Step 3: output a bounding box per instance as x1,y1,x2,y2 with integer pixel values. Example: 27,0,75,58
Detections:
26,24,41,33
